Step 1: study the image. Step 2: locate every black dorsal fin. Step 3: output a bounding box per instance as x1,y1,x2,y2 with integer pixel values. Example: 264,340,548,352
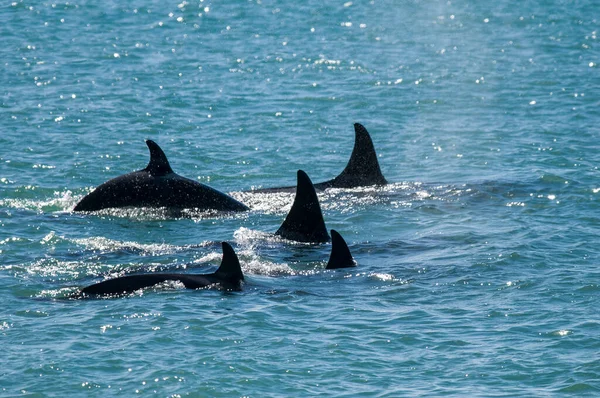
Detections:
275,170,330,243
326,230,356,269
328,123,387,188
144,140,174,176
214,242,244,284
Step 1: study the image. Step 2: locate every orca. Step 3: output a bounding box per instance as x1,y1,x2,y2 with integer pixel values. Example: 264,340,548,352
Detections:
275,170,330,243
326,229,356,269
251,123,387,193
73,140,249,212
79,242,244,296
78,229,353,297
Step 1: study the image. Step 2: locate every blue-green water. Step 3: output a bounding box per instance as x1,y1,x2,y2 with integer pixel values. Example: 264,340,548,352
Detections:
2,0,600,395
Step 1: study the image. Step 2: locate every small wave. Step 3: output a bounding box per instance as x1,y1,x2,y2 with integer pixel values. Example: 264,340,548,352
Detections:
8,258,105,280
0,190,78,213
369,272,397,282
244,258,295,276
70,235,193,256
233,227,282,245
231,182,421,215
32,232,212,258
336,271,403,284
72,205,246,221
37,287,81,299
233,226,329,248
188,251,223,265
231,191,294,214
0,236,28,246
149,279,187,291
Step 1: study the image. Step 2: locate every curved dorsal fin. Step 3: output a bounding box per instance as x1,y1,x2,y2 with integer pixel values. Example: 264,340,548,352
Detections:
327,123,387,188
275,170,330,243
326,229,356,269
144,140,174,176
214,242,244,284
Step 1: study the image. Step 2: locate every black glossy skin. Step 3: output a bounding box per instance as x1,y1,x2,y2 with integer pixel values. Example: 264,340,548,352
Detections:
250,123,387,193
314,123,387,189
275,170,330,243
74,171,248,212
326,229,356,269
81,273,229,295
80,242,244,296
74,140,249,212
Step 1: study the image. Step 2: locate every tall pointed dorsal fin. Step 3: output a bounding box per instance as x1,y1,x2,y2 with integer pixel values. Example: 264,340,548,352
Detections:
214,242,244,283
275,170,330,243
144,140,174,176
330,123,387,188
326,229,356,269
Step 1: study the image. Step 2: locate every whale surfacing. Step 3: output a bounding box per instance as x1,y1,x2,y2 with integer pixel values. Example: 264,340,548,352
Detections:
251,123,387,193
73,140,249,213
80,242,244,296
315,123,387,190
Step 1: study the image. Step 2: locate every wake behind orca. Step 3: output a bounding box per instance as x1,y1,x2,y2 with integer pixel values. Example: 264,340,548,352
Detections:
73,140,249,213
250,123,387,193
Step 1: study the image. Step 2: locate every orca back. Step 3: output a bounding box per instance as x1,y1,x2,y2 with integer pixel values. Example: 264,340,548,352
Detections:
74,141,249,212
80,241,244,296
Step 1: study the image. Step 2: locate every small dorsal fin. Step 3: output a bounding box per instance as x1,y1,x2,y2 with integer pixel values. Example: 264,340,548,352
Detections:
325,123,387,188
275,170,330,243
214,242,244,284
326,230,356,269
144,140,174,176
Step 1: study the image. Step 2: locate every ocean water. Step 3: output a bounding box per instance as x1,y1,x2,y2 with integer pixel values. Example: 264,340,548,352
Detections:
1,0,600,395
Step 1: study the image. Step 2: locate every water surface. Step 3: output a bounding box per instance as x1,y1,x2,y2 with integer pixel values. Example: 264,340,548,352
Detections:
2,0,600,396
